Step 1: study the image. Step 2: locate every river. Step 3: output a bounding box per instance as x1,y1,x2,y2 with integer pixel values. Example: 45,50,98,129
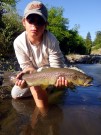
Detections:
0,64,101,135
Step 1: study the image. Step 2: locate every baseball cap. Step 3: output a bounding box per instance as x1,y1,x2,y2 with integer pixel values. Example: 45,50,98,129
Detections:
24,1,48,22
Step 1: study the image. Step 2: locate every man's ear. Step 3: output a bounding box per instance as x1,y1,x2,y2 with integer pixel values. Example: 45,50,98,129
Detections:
46,22,49,25
45,22,49,28
46,21,49,26
22,18,26,27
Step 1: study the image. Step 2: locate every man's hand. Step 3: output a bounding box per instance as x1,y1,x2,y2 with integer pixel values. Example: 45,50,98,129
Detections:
23,67,36,74
55,77,68,87
15,71,27,89
15,67,36,89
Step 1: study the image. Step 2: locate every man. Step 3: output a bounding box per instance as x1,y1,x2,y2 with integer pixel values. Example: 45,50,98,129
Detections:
11,1,68,108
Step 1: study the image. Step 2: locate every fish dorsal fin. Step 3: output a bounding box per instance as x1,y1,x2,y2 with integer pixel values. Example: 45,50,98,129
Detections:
37,67,53,72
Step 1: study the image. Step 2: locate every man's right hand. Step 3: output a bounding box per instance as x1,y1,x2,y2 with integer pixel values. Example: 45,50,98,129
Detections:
15,67,36,89
15,71,27,89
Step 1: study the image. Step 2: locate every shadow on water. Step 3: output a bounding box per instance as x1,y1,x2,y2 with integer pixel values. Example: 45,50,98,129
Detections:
0,64,101,135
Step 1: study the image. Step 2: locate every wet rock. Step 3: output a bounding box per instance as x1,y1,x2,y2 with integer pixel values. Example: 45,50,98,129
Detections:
0,86,12,99
0,71,13,99
66,54,101,64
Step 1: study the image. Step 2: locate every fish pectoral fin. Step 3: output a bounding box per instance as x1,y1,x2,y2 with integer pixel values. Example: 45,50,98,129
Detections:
40,85,49,90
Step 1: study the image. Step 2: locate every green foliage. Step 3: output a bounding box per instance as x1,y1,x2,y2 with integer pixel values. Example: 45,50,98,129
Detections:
59,30,86,55
0,4,23,58
47,7,87,55
47,7,69,41
0,0,20,6
0,0,20,17
0,4,89,58
0,0,21,29
93,31,101,50
85,32,92,54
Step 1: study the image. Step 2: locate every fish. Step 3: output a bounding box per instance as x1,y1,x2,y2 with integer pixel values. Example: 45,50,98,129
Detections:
10,67,93,89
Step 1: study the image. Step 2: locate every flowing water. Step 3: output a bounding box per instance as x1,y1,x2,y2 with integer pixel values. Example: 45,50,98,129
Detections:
0,64,101,135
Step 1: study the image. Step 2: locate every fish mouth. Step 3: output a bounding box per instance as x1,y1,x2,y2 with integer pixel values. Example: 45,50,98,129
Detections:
83,80,93,87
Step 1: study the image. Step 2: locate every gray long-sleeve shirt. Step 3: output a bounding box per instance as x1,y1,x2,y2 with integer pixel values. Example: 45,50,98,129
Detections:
13,30,65,70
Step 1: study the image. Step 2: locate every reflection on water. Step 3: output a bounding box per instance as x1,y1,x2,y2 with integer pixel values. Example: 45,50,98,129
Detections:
61,105,101,135
15,100,63,135
0,99,63,135
0,64,101,135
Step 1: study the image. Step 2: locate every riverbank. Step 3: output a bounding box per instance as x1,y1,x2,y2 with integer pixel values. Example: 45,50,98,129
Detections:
0,54,101,71
66,54,101,64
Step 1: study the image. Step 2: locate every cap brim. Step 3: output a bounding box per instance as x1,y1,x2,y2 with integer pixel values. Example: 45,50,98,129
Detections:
24,11,47,22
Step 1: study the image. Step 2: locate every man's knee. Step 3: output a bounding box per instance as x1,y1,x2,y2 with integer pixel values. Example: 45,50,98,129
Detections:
11,85,31,99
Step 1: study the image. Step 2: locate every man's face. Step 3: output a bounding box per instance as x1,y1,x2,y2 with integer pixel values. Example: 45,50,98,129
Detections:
22,14,47,39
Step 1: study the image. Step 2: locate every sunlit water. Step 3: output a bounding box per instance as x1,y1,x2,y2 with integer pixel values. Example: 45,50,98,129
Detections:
0,64,101,135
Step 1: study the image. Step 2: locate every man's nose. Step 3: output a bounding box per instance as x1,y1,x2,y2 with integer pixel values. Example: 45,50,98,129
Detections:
31,23,38,29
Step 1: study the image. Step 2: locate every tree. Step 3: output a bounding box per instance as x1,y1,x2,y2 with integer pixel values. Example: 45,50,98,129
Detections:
47,6,87,55
59,29,86,55
0,0,20,18
85,32,92,54
0,0,23,58
93,31,101,50
47,7,69,42
0,0,20,29
0,14,23,57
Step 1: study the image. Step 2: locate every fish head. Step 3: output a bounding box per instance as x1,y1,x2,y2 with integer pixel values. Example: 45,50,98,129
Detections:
71,73,93,87
82,76,93,86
